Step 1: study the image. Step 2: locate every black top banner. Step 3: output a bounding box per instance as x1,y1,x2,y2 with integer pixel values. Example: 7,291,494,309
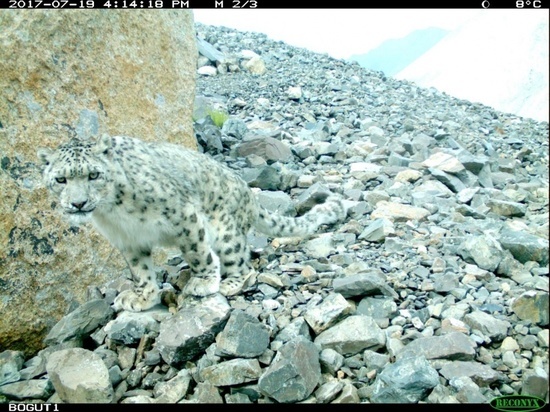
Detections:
2,0,549,9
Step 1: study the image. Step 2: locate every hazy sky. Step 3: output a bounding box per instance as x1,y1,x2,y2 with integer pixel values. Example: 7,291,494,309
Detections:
193,9,484,59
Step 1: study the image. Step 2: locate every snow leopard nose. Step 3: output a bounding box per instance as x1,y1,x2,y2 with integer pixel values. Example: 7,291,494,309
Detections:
72,201,88,210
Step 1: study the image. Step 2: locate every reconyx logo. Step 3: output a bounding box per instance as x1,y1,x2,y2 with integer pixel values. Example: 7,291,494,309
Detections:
490,395,547,412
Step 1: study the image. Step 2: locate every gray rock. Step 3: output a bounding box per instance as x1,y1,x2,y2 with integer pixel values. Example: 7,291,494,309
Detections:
456,187,480,204
521,368,549,400
236,136,293,163
294,182,333,215
215,310,270,358
258,338,321,403
511,291,549,326
303,233,336,259
44,299,114,345
363,350,390,372
221,118,248,139
358,218,395,242
0,378,54,401
274,317,312,344
426,384,460,403
191,382,224,403
304,293,352,334
0,350,24,386
319,348,344,375
428,168,467,193
487,199,527,217
225,392,253,403
196,37,225,63
459,234,504,272
477,164,494,188
108,365,124,387
439,361,505,386
201,358,262,387
463,311,511,341
241,166,282,190
313,141,340,156
388,152,412,167
364,190,391,206
333,270,395,298
457,152,488,175
121,395,155,403
314,380,344,403
370,355,439,403
398,332,476,360
46,348,114,403
357,297,398,326
451,376,488,403
103,309,164,345
197,65,218,76
257,191,296,217
499,228,549,265
153,369,192,403
314,316,385,355
332,382,360,403
156,294,231,367
371,201,431,222
94,348,119,369
422,152,465,174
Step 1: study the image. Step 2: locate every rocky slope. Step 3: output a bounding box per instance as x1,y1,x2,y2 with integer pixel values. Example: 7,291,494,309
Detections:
0,23,548,404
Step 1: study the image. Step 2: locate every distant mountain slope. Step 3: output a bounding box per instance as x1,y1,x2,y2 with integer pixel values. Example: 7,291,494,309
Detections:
395,12,549,122
349,27,448,77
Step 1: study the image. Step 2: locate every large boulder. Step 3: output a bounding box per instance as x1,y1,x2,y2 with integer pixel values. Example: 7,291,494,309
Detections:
0,10,197,356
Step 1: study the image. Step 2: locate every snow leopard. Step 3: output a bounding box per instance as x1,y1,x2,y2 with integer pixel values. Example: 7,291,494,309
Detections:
38,135,347,312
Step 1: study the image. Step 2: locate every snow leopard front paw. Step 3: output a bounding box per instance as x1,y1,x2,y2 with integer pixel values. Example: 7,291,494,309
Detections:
219,270,257,296
182,275,220,297
112,289,161,312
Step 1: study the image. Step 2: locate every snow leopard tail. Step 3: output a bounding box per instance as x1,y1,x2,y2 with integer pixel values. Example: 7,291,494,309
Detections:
254,194,347,238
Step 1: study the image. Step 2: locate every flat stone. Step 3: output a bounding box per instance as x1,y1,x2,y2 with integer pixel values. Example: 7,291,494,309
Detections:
358,218,395,242
463,311,511,341
371,355,439,403
422,152,465,174
215,310,270,358
511,291,549,326
0,379,54,401
487,199,527,217
0,350,24,386
46,348,114,403
304,293,352,334
499,229,549,265
439,361,505,386
236,136,292,162
314,315,385,355
459,234,504,272
258,338,321,403
156,294,231,367
398,332,476,360
201,358,262,387
371,201,431,222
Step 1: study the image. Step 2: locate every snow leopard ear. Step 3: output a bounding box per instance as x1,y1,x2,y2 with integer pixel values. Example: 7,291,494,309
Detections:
94,134,113,155
37,147,54,166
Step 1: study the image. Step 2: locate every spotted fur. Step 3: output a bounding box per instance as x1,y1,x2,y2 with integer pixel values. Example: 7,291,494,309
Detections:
38,135,346,312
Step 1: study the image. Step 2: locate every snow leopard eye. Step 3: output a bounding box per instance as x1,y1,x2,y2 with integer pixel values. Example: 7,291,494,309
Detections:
55,177,67,184
89,172,100,180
